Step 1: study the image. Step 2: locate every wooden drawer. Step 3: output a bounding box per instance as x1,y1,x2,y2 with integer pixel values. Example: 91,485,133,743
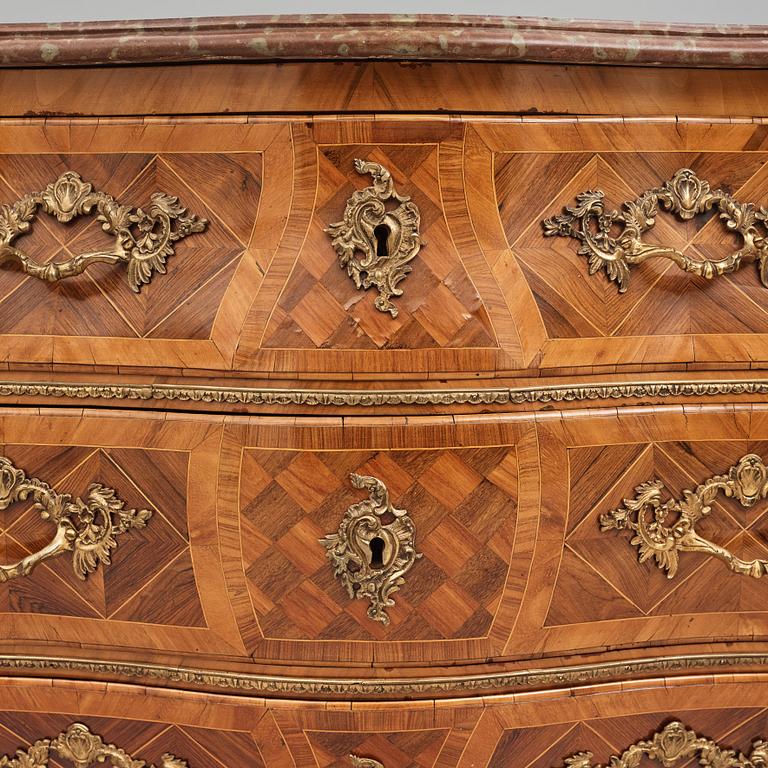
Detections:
483,120,768,373
3,675,768,767
224,405,768,674
0,681,274,768
0,121,277,374
220,414,533,668
0,409,242,662
2,117,768,383
3,405,768,699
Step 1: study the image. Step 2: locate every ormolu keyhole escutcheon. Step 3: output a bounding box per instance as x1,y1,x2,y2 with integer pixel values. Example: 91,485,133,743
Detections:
326,159,423,318
320,473,422,625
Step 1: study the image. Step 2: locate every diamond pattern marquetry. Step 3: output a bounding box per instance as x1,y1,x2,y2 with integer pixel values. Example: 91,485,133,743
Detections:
0,152,261,339
262,144,496,349
500,151,768,338
0,712,265,768
487,708,768,768
0,444,203,626
240,446,517,642
546,440,768,626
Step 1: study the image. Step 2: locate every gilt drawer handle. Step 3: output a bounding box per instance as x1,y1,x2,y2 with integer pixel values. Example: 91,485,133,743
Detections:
563,721,768,768
601,453,768,579
0,455,151,582
0,722,188,767
320,473,422,625
542,168,768,292
327,160,423,318
0,171,207,292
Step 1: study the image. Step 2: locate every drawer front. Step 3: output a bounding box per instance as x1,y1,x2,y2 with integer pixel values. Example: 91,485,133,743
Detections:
0,409,242,660
221,416,535,666
5,404,768,696
0,121,284,373
3,675,768,768
0,681,283,768
482,120,768,372
463,677,768,768
526,405,768,659
222,405,768,675
3,118,768,381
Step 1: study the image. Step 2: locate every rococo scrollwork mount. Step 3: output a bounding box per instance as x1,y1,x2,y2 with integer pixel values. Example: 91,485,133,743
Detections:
563,721,768,768
602,453,768,579
0,171,207,291
0,722,187,767
0,455,151,583
327,159,423,318
543,168,768,292
320,473,422,625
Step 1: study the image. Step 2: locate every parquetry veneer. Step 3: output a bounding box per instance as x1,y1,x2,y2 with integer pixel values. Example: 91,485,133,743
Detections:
0,12,767,768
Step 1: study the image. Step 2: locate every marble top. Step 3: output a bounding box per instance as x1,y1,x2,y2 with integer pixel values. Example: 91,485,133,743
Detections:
1,14,766,68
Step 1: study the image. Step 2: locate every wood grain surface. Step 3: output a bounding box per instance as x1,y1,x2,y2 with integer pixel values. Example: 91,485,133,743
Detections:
0,404,765,693
2,51,768,734
0,675,766,767
1,118,768,384
0,409,242,662
1,63,768,117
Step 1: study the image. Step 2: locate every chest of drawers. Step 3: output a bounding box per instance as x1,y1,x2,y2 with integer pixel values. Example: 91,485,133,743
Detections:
1,13,768,768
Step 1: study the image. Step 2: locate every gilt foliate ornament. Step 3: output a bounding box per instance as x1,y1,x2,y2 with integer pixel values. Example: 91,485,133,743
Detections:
326,159,423,317
0,722,188,767
0,455,152,582
543,168,768,292
350,756,384,768
1,377,768,409
601,453,768,579
0,171,207,291
320,473,422,625
561,721,768,768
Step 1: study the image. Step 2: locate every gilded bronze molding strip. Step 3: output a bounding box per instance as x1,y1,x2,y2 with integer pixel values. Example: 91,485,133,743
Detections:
0,722,187,768
0,455,152,582
1,378,768,408
563,721,768,768
543,168,768,293
602,453,768,579
321,473,422,625
327,160,423,317
1,652,768,698
0,171,207,292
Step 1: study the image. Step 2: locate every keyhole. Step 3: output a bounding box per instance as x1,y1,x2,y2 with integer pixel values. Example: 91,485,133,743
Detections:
369,537,385,568
373,224,390,257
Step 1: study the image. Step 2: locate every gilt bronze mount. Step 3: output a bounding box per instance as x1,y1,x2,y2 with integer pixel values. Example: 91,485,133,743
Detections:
350,756,384,768
0,454,152,582
320,473,422,625
601,453,768,579
543,168,768,292
0,722,188,767
562,721,768,768
0,171,207,292
327,160,423,317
